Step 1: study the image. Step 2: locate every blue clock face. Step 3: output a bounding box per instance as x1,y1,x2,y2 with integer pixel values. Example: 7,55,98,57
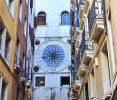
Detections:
42,45,65,67
35,40,71,72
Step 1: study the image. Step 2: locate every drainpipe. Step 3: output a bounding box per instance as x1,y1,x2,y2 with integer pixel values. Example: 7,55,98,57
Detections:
24,0,30,80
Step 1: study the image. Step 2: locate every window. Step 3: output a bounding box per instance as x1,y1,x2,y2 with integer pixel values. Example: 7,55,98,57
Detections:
30,0,33,9
37,12,46,25
35,77,45,87
22,54,26,76
15,39,20,66
61,76,70,86
4,0,14,17
16,87,20,100
0,21,7,57
5,0,9,6
0,26,4,50
5,32,11,64
30,0,33,13
9,0,14,17
26,0,28,5
0,76,8,100
29,67,32,80
85,83,89,100
19,0,22,21
24,17,27,37
61,11,70,25
0,20,11,63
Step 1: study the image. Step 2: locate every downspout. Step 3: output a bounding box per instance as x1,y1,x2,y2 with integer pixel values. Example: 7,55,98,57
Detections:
24,0,29,80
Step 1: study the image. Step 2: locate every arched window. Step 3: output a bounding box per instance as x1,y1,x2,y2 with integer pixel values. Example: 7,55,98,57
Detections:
61,11,70,25
37,12,46,25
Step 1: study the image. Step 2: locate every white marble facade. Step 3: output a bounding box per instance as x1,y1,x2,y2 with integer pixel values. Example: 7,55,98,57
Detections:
33,0,71,99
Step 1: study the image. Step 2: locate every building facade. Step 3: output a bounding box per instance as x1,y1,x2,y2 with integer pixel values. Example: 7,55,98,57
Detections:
12,0,35,100
0,0,34,100
71,0,117,100
0,0,19,100
33,0,71,99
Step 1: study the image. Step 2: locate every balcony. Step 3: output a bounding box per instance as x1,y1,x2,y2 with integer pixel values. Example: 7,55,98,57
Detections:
73,75,82,91
78,0,85,30
88,0,104,43
80,33,93,66
78,0,84,18
73,80,82,91
79,0,90,30
71,70,81,90
76,47,81,70
77,64,87,76
77,32,93,76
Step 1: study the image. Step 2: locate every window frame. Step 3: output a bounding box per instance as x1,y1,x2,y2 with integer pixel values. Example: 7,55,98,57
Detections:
0,26,5,51
19,0,22,22
4,31,11,66
24,17,27,37
9,0,15,17
15,39,20,66
35,76,45,87
61,11,70,25
37,12,46,25
60,76,70,86
0,75,8,100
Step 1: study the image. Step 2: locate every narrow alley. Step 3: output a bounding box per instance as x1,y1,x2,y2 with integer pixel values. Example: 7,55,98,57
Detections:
0,0,117,100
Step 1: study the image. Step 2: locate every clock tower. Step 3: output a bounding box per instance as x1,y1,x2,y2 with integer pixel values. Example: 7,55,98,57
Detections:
33,0,71,99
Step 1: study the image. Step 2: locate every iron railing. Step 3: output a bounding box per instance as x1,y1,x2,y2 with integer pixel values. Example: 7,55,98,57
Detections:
71,66,80,82
73,72,80,81
76,47,81,70
88,0,104,33
76,31,93,69
78,0,84,8
78,0,84,12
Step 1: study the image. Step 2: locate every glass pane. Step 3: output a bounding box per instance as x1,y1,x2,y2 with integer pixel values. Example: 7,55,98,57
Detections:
61,12,70,25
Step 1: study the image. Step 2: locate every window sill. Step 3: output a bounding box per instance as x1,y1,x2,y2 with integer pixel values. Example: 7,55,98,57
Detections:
37,25,47,27
34,86,45,88
0,51,10,69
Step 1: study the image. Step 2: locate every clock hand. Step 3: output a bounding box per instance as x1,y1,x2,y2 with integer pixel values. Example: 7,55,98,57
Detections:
42,55,47,60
